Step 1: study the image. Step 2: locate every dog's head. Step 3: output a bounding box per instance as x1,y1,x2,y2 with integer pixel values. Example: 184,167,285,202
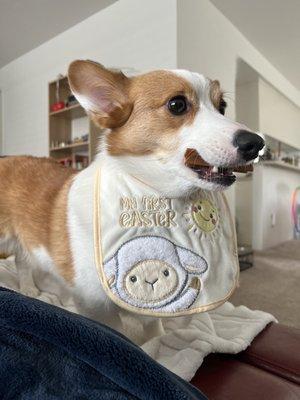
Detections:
68,60,264,197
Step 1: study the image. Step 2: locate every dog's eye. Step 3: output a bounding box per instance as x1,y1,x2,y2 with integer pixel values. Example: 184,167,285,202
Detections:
210,213,213,219
163,269,170,277
219,99,227,115
167,96,188,115
198,205,202,211
130,275,137,283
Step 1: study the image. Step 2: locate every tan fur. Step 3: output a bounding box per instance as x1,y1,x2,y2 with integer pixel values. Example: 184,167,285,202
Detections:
107,71,199,156
68,61,133,129
210,79,224,110
68,62,199,157
0,156,76,282
68,62,226,157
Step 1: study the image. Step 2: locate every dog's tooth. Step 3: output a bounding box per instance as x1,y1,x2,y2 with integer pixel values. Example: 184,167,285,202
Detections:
212,166,218,173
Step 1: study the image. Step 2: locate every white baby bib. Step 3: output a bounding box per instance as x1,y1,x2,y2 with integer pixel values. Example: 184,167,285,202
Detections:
94,164,239,317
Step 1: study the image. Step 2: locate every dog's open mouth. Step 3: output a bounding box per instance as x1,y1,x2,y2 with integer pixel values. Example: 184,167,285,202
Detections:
184,149,253,186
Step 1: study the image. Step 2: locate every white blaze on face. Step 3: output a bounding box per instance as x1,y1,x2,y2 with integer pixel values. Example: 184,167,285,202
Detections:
172,69,247,167
115,69,253,196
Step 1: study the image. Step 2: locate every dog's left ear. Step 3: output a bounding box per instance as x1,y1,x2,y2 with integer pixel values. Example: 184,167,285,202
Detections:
68,60,132,128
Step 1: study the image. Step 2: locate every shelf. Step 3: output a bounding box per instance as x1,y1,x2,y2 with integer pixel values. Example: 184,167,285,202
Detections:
49,103,86,119
49,75,103,165
50,142,89,151
49,75,68,85
260,160,300,173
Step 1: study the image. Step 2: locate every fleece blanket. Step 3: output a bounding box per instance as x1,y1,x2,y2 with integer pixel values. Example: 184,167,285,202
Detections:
0,287,206,400
0,257,275,381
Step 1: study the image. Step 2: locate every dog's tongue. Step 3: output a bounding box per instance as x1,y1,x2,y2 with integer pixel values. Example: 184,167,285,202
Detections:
184,148,253,173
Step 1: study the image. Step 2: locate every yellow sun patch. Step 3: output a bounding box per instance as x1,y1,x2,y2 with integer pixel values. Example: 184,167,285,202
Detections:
192,199,218,233
182,193,220,240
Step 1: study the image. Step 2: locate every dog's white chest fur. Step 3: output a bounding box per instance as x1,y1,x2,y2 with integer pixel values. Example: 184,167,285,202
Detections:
67,163,109,318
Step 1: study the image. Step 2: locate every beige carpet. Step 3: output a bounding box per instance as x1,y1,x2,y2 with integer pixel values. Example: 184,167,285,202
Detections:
231,240,300,328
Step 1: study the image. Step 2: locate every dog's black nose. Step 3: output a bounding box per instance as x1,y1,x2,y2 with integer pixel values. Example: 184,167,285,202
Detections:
233,130,264,161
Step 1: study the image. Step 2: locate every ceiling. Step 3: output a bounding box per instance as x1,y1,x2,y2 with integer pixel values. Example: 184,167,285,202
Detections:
0,0,116,68
211,0,300,91
1,0,299,91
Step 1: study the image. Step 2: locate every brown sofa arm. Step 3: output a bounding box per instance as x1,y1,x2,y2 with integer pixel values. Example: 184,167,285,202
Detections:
192,323,300,400
192,354,300,400
237,322,300,385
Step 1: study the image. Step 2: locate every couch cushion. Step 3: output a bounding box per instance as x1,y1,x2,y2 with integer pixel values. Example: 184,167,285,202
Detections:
192,354,300,400
238,322,300,384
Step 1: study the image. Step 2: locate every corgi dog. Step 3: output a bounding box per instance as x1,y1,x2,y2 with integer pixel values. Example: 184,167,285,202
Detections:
0,60,264,326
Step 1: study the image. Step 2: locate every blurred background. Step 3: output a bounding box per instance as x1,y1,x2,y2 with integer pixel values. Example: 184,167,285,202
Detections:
0,0,299,327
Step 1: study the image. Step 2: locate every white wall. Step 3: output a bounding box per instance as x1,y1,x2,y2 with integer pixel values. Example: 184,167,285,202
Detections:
235,176,253,246
236,76,300,250
236,76,300,150
177,0,300,116
0,0,177,156
253,164,300,250
259,78,300,149
0,90,2,155
236,80,259,131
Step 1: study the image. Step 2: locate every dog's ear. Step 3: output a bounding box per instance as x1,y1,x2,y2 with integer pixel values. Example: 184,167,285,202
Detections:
68,60,132,128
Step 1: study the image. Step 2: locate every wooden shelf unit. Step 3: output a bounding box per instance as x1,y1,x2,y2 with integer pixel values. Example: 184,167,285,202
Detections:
261,160,300,172
48,75,102,169
50,141,90,152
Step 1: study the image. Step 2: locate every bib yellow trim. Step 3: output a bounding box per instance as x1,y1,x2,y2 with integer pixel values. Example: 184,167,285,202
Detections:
93,169,239,317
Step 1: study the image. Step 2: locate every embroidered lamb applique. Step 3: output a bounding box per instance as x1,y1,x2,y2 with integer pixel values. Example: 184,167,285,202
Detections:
103,236,208,312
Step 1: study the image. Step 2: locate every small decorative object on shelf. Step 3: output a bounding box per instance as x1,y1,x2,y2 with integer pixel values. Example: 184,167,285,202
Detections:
73,134,89,143
57,155,89,171
261,134,300,168
73,155,89,170
66,94,78,108
50,134,89,151
51,101,65,112
50,74,65,112
58,157,73,168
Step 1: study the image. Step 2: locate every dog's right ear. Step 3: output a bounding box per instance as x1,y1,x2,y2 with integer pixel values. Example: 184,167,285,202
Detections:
68,60,132,128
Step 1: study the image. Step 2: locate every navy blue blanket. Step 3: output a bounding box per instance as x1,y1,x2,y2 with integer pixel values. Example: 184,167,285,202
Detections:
0,287,206,400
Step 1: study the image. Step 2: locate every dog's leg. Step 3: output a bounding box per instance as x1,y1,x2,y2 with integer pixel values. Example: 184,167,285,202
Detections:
16,252,40,298
73,290,124,328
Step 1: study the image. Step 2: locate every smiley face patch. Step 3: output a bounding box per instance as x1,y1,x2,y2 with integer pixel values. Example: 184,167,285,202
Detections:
182,194,220,238
191,199,218,233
